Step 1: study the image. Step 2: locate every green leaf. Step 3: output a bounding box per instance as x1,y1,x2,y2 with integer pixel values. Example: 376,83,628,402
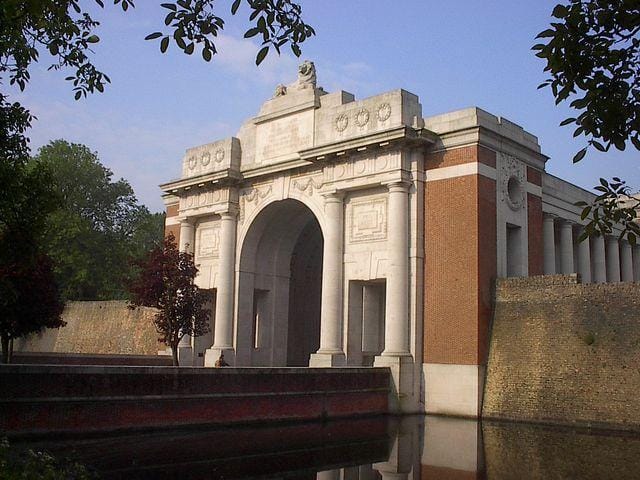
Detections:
245,27,260,38
160,36,169,53
552,5,568,18
572,147,587,163
86,35,100,43
231,0,241,14
161,2,177,11
256,45,269,65
559,117,575,126
74,91,82,100
536,29,556,38
145,32,163,40
202,47,212,61
185,42,194,55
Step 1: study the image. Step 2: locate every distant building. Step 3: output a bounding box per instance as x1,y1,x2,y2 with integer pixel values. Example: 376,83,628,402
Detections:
161,62,640,415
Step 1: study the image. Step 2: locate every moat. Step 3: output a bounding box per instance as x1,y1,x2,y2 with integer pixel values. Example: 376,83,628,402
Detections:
11,415,640,479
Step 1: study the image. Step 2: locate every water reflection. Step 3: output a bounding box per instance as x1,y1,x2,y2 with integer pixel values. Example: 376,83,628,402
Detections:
12,415,640,479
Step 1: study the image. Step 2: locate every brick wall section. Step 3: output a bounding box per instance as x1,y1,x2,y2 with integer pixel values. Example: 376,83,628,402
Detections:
165,201,180,243
527,193,543,275
424,146,496,365
14,301,162,355
483,275,640,431
526,166,542,186
0,366,390,434
483,421,640,479
425,145,496,170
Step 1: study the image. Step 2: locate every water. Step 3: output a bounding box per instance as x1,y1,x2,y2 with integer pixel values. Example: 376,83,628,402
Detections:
11,415,640,479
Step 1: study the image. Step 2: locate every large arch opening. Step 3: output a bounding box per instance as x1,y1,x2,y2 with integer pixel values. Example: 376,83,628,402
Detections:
236,199,323,366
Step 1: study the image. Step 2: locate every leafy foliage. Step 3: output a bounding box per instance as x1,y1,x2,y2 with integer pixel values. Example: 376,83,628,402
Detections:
576,177,640,245
534,1,640,242
0,159,64,363
129,233,210,366
0,437,96,479
146,0,314,65
32,140,164,300
0,254,65,363
534,0,640,159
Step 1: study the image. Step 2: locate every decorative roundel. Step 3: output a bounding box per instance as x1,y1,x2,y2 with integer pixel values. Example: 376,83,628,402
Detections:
377,103,391,122
188,155,197,170
505,175,525,211
214,148,225,163
335,113,349,132
355,108,370,127
201,152,211,166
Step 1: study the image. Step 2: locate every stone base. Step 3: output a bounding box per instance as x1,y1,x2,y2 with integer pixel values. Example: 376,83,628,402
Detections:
309,351,346,367
177,345,193,366
423,363,484,417
204,347,235,367
374,354,415,413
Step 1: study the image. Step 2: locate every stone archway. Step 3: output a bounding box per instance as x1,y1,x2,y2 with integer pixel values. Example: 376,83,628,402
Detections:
236,199,323,366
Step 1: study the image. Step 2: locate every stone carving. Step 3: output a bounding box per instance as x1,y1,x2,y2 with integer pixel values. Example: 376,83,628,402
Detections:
198,226,220,258
335,113,349,132
188,155,197,170
296,60,316,89
181,188,229,212
350,197,388,243
214,148,225,163
239,183,273,223
274,84,287,97
355,108,370,127
292,174,323,197
201,152,211,166
377,103,391,122
501,154,525,211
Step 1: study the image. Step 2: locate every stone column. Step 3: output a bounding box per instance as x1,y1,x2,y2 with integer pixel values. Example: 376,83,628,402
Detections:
576,228,591,284
543,214,556,275
374,181,413,413
606,236,621,282
310,192,346,367
381,181,410,356
177,217,195,365
205,208,238,367
559,220,575,274
592,235,607,283
620,240,634,282
634,245,640,282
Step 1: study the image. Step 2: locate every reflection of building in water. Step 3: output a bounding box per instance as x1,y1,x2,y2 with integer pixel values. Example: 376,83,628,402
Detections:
161,61,640,416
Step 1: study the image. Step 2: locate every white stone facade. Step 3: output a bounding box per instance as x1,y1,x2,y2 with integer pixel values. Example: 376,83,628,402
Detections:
161,63,639,415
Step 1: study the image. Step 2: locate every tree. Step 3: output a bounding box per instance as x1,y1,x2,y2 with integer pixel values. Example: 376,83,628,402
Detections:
32,140,164,300
0,254,65,363
0,0,313,166
534,0,640,244
0,160,65,363
128,233,210,366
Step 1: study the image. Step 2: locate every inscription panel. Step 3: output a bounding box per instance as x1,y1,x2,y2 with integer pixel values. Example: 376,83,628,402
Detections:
198,226,220,258
254,110,314,164
349,197,388,243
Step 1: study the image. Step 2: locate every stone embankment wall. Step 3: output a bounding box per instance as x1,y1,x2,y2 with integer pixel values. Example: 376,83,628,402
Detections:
14,301,162,355
483,275,640,431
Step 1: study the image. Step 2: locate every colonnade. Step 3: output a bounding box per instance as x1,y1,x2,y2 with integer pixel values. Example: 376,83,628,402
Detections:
542,213,640,283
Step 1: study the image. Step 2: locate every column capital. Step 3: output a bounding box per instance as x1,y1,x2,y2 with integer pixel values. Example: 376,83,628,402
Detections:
322,190,345,202
219,205,239,219
176,216,195,225
385,180,412,193
543,212,557,220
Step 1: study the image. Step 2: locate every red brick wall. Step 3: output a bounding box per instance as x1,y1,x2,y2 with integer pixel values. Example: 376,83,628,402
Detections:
424,146,497,365
165,201,180,243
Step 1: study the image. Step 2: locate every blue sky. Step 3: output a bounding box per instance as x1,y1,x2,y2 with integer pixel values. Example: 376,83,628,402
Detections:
13,0,640,212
